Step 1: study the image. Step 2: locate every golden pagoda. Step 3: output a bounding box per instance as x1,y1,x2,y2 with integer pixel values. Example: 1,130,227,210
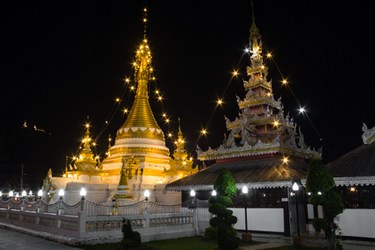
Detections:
63,122,101,179
100,8,196,202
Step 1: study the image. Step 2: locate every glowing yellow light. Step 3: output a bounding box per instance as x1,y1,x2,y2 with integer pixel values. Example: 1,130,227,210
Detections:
165,118,170,123
168,133,172,137
155,90,159,94
162,113,167,117
133,62,137,67
282,79,288,85
217,99,223,105
350,187,356,192
183,161,186,165
273,120,280,127
152,77,156,80
189,157,193,161
130,86,135,90
143,18,147,23
158,96,163,101
266,92,271,97
115,98,120,103
266,53,272,58
282,157,289,164
232,70,239,77
144,8,147,12
174,141,178,144
143,39,147,43
201,129,207,135
123,108,128,114
85,123,90,128
105,121,109,124
125,78,130,83
261,65,265,69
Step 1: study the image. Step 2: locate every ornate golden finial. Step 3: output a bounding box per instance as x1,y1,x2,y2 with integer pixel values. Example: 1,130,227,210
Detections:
143,7,148,39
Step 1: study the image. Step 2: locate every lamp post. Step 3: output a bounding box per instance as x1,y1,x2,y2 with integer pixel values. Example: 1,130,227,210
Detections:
190,189,196,206
292,181,300,237
80,187,87,211
241,186,249,233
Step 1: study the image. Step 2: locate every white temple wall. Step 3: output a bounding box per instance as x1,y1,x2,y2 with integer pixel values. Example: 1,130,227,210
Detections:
231,208,284,233
337,209,375,239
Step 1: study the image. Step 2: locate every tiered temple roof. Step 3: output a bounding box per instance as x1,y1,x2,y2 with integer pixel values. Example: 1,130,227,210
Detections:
167,17,320,192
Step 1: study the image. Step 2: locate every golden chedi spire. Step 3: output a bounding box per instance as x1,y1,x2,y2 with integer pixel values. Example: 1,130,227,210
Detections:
119,37,164,141
104,7,170,171
75,123,98,171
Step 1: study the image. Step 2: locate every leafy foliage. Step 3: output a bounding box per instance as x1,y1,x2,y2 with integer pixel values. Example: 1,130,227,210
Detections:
205,168,239,250
306,159,344,249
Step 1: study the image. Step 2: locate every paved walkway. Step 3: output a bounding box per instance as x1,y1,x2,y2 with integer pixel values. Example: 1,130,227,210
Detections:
0,227,81,250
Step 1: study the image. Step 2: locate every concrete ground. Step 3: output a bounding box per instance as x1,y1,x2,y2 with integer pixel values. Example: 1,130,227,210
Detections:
0,227,81,250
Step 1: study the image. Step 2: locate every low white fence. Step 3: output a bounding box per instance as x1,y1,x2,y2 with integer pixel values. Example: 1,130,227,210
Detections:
0,198,196,244
337,209,375,239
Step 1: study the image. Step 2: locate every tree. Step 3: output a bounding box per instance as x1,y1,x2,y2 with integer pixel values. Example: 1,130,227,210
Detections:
306,159,344,250
205,168,239,250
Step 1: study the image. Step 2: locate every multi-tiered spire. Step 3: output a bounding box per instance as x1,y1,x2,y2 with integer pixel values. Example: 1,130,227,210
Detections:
198,17,320,161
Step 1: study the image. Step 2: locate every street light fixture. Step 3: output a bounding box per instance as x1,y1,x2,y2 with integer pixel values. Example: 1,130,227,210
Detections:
144,189,150,201
211,190,217,196
80,187,87,200
8,190,14,198
292,181,300,237
241,186,249,234
21,190,27,197
190,189,196,207
37,190,43,198
58,189,65,200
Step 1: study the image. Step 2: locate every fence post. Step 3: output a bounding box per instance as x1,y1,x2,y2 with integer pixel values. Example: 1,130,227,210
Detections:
144,200,150,228
78,211,86,237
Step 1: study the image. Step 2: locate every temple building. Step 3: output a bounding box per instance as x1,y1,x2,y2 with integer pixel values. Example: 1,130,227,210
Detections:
166,17,320,207
328,123,375,208
41,10,197,205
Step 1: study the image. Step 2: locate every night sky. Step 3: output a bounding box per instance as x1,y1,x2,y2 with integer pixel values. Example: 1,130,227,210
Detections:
0,0,374,190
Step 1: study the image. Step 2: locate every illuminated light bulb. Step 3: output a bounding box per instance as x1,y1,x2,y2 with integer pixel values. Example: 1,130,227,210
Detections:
168,133,172,137
266,53,272,58
165,118,170,123
282,156,289,164
115,98,120,103
105,121,109,124
130,86,135,90
201,129,207,135
158,96,163,101
266,92,271,97
162,113,167,117
92,142,96,146
217,99,223,105
232,70,239,77
174,141,178,144
183,161,186,165
143,18,147,23
282,79,288,85
273,120,280,127
298,107,306,114
152,77,156,80
108,137,112,141
133,62,137,66
244,48,250,53
155,90,159,94
261,65,265,69
123,108,129,114
125,78,130,83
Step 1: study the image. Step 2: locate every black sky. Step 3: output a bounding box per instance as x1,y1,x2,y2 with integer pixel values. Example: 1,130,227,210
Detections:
0,0,374,190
